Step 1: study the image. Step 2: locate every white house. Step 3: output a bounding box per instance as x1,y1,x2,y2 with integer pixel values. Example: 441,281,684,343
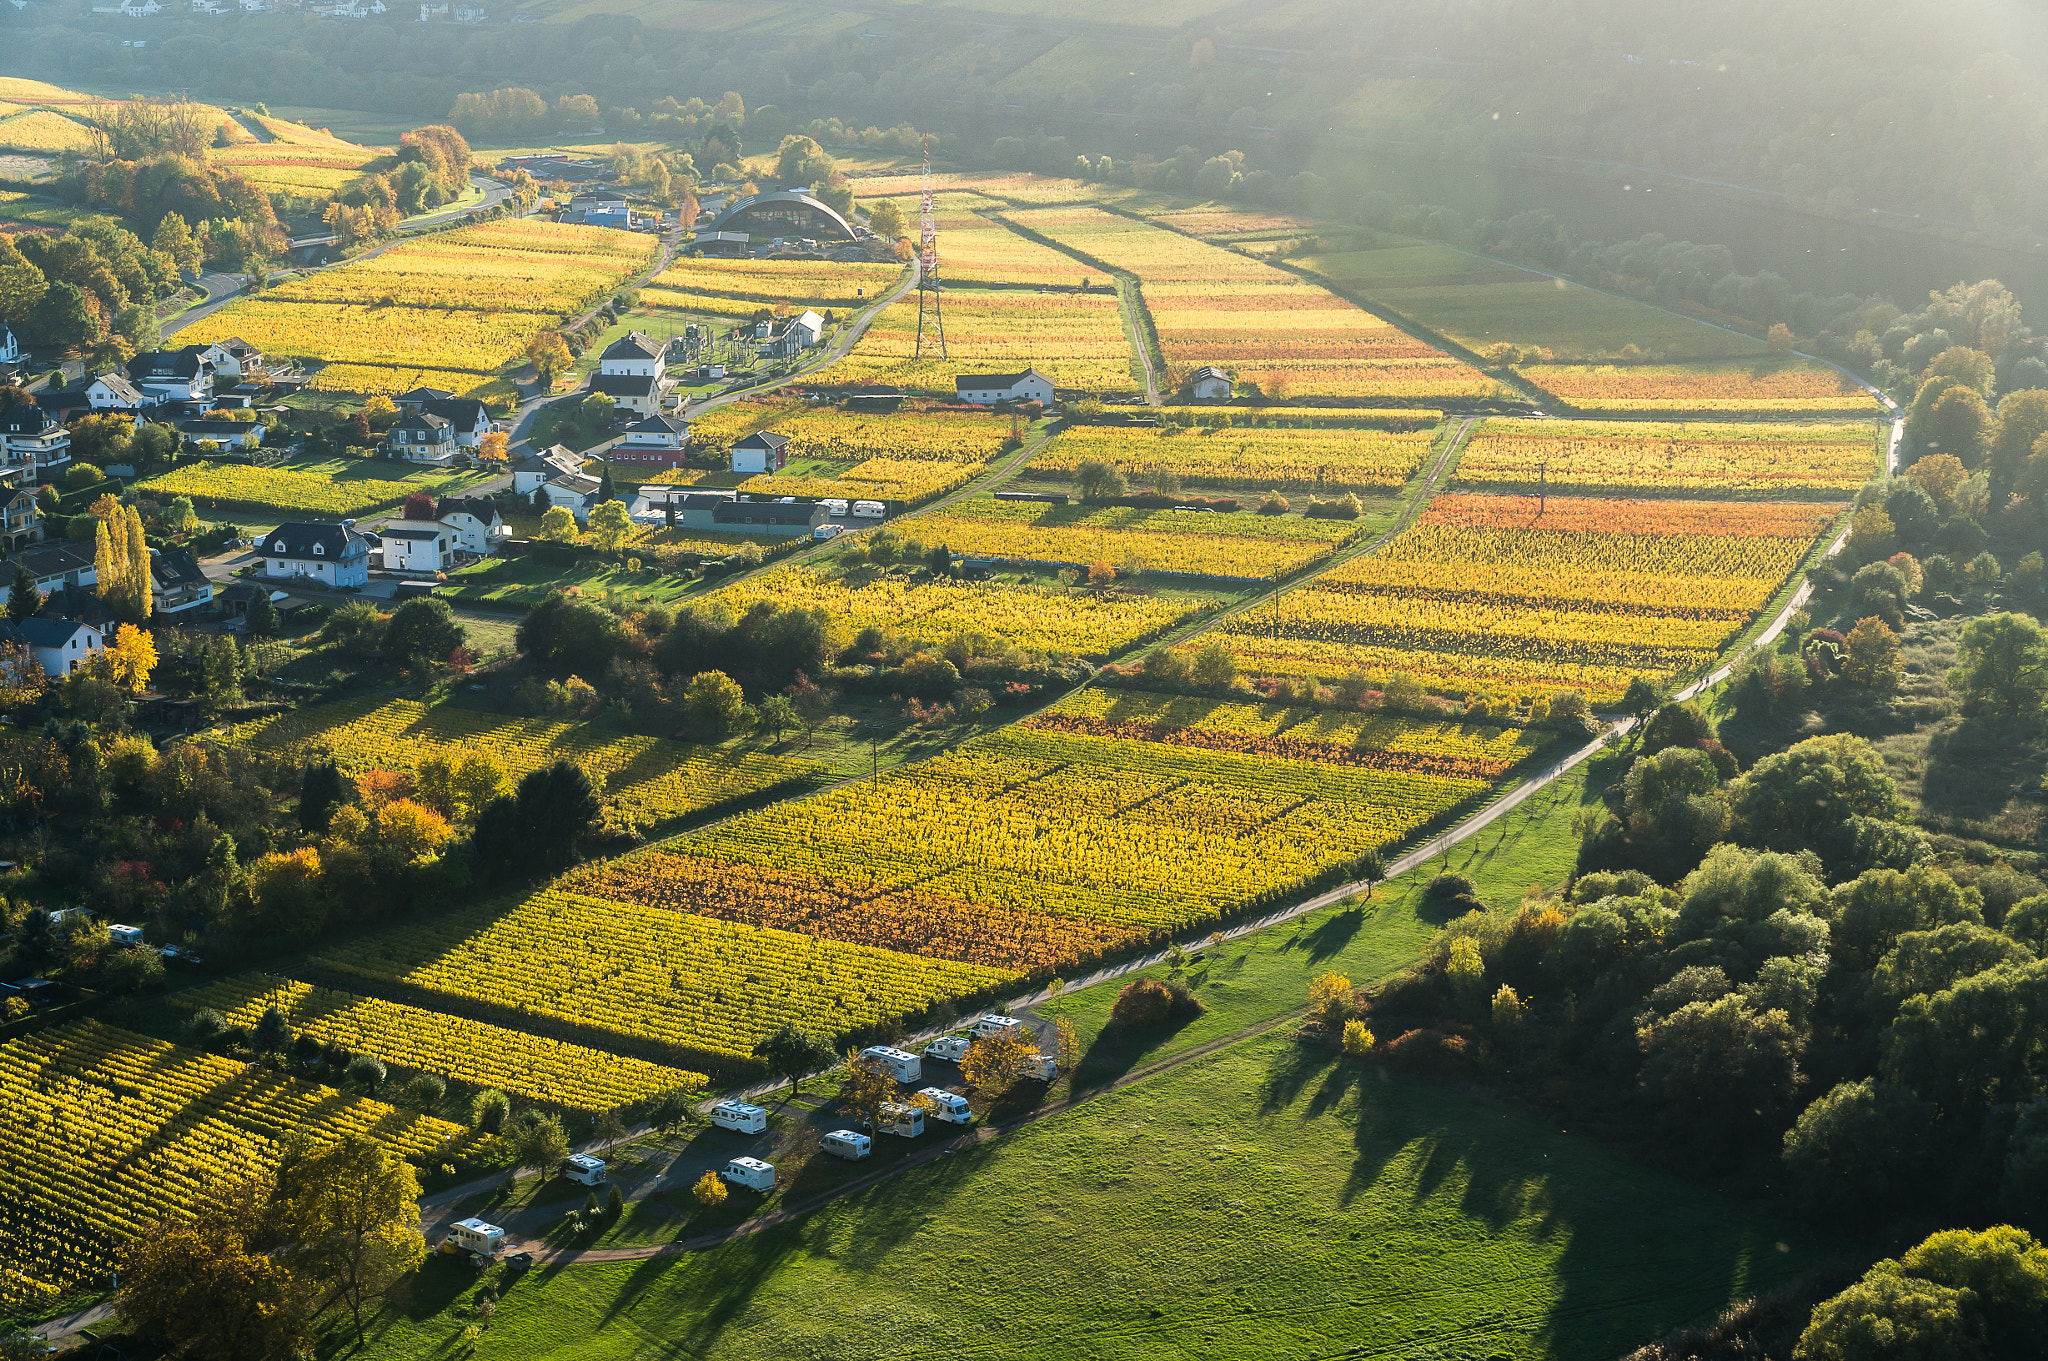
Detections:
148,548,213,616
729,430,790,476
434,497,506,554
953,368,1055,406
1187,366,1234,400
755,310,824,358
378,523,453,574
542,473,603,523
0,405,69,483
599,332,669,378
418,398,493,448
127,347,213,405
195,338,262,379
1,618,104,676
180,418,264,450
85,373,147,411
388,411,458,465
261,522,370,588
586,371,671,418
612,413,691,470
0,320,18,366
511,445,582,496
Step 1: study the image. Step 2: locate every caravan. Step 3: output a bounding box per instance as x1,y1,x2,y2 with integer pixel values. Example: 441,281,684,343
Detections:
562,1154,607,1186
917,1089,972,1125
710,1100,768,1134
449,1219,505,1256
858,1045,922,1084
722,1157,775,1192
968,1015,1025,1041
820,1129,872,1161
875,1102,925,1138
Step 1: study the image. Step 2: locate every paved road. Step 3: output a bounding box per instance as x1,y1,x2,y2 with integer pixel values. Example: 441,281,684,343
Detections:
160,270,251,339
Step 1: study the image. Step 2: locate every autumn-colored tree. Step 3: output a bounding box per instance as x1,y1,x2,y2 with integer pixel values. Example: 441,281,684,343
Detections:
839,1050,897,1129
588,499,633,553
272,1134,427,1347
453,751,510,821
1307,972,1352,1029
693,1170,728,1206
92,500,151,624
402,491,437,521
1844,615,1904,692
362,395,399,432
354,768,414,809
1491,983,1528,1033
1766,322,1794,352
538,505,579,542
1846,505,1897,562
478,429,509,464
1341,1020,1376,1057
118,1173,310,1361
866,198,906,239
105,622,158,690
960,1029,1037,1096
685,669,746,733
1052,1014,1080,1071
1447,936,1485,1001
412,752,458,819
526,331,572,387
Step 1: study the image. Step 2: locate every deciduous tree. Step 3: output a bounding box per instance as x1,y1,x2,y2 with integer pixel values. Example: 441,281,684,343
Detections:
272,1134,428,1346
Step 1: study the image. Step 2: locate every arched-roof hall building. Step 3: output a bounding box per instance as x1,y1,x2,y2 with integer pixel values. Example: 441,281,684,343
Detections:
700,189,859,242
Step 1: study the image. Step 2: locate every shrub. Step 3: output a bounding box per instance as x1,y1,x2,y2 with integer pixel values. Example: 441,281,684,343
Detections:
692,1170,728,1206
1341,1020,1375,1057
470,1087,511,1133
1379,1028,1478,1074
1110,976,1173,1027
404,1073,447,1107
344,1054,387,1090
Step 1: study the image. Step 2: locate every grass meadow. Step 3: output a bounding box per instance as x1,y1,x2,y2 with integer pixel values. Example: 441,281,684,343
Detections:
1299,242,1767,362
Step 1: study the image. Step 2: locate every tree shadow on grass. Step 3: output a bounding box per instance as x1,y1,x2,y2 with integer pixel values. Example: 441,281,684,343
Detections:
1070,1011,1202,1090
1298,905,1365,964
1322,1064,1803,1360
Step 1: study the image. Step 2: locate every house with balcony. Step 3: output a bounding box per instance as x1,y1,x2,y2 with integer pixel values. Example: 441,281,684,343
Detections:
195,338,263,380
148,548,213,616
388,411,458,466
0,404,69,484
126,347,213,406
612,413,691,470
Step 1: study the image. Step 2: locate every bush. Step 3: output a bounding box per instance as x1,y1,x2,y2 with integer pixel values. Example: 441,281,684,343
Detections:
1110,976,1173,1027
404,1073,448,1107
344,1054,387,1090
1379,1027,1478,1074
187,1007,225,1043
1341,1019,1375,1057
692,1170,728,1206
470,1087,511,1133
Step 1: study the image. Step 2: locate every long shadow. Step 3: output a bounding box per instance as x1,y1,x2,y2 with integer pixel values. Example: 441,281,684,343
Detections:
1069,1011,1202,1090
1299,905,1365,963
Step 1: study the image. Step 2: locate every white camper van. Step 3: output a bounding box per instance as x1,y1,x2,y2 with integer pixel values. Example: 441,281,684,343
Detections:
923,1035,971,1063
710,1100,768,1134
968,1015,1025,1041
820,1129,872,1161
851,500,885,519
450,1219,505,1256
859,1045,922,1084
562,1154,607,1186
722,1157,775,1192
918,1088,972,1125
876,1102,925,1138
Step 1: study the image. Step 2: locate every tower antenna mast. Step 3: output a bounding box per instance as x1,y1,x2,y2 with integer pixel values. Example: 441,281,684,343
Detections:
914,133,947,359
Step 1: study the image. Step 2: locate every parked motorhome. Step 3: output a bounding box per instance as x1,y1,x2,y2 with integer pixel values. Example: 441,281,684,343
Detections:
562,1154,607,1186
859,1045,922,1084
722,1157,775,1192
711,1101,768,1134
918,1089,972,1124
821,1129,872,1161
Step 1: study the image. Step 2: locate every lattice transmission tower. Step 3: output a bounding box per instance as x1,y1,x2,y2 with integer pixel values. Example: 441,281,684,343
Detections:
914,133,947,359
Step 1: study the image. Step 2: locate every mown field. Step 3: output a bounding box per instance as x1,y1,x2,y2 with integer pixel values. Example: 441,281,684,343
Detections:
1299,241,1770,361
361,1028,1822,1361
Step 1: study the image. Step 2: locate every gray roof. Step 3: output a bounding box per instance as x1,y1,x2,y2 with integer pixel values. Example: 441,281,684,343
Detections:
587,372,661,398
15,542,94,581
383,527,443,541
625,413,689,435
395,412,452,435
88,374,147,405
128,347,210,382
149,548,207,588
3,617,100,649
420,397,491,431
437,497,501,522
601,332,666,361
714,500,817,526
552,473,602,498
0,405,58,436
955,368,1053,390
1189,366,1233,382
733,430,790,451
396,386,455,405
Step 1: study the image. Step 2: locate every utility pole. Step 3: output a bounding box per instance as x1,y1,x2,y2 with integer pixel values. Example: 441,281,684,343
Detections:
1537,460,1547,518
